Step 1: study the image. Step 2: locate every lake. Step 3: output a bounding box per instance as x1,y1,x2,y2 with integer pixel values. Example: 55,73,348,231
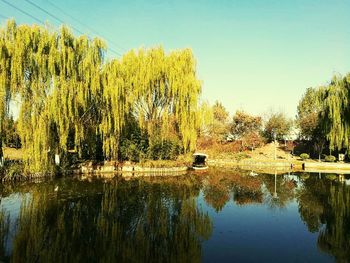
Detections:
0,169,349,262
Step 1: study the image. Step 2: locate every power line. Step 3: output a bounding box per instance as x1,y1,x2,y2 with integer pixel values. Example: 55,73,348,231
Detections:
1,0,121,57
46,0,127,53
23,0,122,57
0,0,42,24
23,0,84,35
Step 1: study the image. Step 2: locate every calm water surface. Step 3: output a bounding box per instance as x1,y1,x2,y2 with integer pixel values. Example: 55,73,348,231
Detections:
0,169,349,262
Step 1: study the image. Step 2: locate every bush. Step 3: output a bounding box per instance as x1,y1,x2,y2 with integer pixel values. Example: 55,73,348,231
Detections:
147,139,182,160
0,161,24,180
6,162,23,177
324,155,336,162
120,140,143,162
241,132,265,151
300,153,310,160
119,136,183,162
234,152,251,161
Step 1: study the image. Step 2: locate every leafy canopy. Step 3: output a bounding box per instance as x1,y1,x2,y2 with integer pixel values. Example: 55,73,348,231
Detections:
0,20,202,172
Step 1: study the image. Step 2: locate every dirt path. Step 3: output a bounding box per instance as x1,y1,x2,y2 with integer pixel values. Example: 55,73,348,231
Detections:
249,142,296,161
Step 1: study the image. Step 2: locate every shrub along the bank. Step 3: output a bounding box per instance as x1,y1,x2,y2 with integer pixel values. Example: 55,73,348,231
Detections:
324,155,336,162
120,137,182,162
120,140,144,162
0,161,24,181
148,139,182,160
234,152,251,161
300,153,310,160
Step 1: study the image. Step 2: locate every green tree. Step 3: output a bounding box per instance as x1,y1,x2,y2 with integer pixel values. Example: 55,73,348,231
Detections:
297,87,323,140
319,75,350,152
296,87,326,160
297,74,350,159
208,101,230,142
264,111,293,141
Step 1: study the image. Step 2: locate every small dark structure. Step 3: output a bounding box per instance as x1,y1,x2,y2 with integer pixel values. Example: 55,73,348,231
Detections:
192,153,208,170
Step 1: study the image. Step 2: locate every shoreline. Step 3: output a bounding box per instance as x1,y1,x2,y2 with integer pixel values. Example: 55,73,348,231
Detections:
3,157,350,182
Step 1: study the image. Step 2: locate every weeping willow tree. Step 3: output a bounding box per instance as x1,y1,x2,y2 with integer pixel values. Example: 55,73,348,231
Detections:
297,73,350,157
0,20,202,173
102,47,202,155
320,74,350,151
0,20,107,172
0,21,14,161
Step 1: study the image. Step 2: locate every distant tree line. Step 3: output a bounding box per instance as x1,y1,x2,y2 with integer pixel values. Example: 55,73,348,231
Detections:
198,100,293,153
200,73,350,162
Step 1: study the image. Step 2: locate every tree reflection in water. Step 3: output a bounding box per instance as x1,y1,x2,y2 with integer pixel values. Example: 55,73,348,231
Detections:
0,209,9,261
297,174,350,262
202,169,263,211
262,172,296,209
0,171,350,262
202,169,350,262
0,176,212,262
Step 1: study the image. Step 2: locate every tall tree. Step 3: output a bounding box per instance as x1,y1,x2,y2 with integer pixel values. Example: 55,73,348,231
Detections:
208,101,230,142
231,110,262,139
0,20,203,172
231,110,263,151
264,111,293,141
297,74,350,158
296,87,327,160
319,75,350,151
297,87,323,140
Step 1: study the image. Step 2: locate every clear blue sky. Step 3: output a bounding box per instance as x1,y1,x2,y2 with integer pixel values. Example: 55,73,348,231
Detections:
1,0,349,118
